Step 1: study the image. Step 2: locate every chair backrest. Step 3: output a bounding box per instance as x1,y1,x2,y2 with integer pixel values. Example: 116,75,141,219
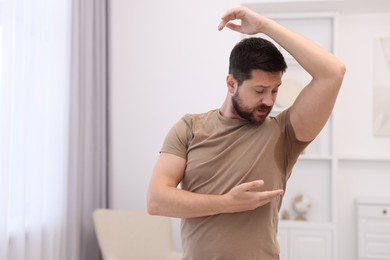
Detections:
93,209,182,260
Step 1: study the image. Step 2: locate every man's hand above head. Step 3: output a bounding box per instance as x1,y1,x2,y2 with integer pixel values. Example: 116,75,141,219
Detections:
217,6,269,35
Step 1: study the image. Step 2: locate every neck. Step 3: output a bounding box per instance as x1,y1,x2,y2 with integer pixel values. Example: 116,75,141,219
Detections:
219,94,240,119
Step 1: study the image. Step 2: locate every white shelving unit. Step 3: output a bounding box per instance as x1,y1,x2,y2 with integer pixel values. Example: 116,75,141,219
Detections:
357,197,390,260
242,1,390,260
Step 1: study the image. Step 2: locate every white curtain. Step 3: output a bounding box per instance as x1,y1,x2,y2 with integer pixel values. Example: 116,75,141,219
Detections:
66,0,108,259
0,0,108,259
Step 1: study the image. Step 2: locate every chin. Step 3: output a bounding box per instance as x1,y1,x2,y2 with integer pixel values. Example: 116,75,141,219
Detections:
249,117,266,125
253,113,269,124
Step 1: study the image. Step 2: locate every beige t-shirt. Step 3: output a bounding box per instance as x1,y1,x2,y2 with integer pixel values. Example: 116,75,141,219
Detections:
161,109,309,260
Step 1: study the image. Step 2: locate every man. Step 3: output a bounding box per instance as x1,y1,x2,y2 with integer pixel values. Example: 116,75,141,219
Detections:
147,6,345,260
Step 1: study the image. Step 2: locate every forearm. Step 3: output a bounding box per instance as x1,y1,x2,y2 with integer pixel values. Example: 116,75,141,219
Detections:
147,179,284,219
262,18,345,82
147,185,227,218
254,13,346,141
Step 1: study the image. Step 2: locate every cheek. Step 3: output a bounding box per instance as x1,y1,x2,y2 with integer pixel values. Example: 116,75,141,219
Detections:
236,89,264,108
244,95,262,108
245,92,262,103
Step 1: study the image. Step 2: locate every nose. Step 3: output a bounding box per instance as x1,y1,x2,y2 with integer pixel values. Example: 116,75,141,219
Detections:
262,93,274,107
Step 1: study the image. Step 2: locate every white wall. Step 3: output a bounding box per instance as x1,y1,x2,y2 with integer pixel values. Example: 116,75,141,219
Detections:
108,0,390,258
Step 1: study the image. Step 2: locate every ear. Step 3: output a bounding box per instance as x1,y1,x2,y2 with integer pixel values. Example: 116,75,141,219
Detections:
226,74,237,94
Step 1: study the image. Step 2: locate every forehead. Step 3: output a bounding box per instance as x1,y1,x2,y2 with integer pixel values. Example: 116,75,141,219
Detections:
245,70,283,88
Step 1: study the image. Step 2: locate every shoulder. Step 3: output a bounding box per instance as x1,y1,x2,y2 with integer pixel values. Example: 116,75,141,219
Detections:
181,109,219,127
269,108,290,129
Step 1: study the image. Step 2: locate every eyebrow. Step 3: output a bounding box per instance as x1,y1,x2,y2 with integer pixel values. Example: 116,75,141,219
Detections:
253,83,282,89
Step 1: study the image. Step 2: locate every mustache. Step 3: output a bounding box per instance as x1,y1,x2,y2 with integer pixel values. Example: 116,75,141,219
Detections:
258,104,272,110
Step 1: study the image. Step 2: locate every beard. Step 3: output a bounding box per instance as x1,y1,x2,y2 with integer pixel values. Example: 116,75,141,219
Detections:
232,92,272,125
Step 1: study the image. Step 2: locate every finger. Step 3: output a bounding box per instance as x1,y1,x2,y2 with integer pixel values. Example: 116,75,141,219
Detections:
225,23,242,33
260,189,284,199
256,190,284,206
218,21,242,33
239,180,264,191
220,7,244,22
218,7,243,31
217,20,228,31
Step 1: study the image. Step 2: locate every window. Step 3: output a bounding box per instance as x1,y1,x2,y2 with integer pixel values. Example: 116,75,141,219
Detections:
0,1,71,259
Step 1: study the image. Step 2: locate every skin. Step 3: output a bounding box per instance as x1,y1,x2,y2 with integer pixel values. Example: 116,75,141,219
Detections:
147,6,345,218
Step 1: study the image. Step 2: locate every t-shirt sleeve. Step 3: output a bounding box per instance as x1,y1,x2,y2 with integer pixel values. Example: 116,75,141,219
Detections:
160,115,193,159
278,108,311,150
275,108,312,173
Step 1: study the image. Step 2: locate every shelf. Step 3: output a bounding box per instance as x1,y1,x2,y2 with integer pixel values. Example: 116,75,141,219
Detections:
279,220,333,229
357,197,390,205
299,155,333,161
338,156,390,162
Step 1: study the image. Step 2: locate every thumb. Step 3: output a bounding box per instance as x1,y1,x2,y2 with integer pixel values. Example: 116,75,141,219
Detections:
225,22,242,33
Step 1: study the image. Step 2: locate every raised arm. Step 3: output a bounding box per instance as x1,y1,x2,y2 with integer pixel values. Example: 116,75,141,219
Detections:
147,153,283,218
219,7,346,141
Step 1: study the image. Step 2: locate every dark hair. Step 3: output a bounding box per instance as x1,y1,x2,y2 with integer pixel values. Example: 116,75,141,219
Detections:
229,37,287,86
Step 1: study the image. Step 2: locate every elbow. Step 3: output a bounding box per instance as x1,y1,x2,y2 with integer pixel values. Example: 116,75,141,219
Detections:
335,62,347,86
340,62,347,76
146,193,160,216
326,61,346,91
